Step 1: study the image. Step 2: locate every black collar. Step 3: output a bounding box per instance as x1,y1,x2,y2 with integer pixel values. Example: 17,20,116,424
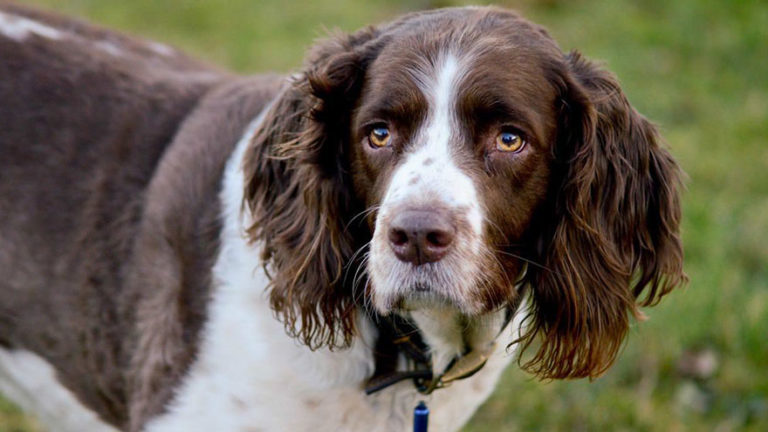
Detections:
365,285,527,396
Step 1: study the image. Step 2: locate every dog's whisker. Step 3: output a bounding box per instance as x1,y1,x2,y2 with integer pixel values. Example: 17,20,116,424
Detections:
343,242,371,286
344,205,381,233
494,249,561,276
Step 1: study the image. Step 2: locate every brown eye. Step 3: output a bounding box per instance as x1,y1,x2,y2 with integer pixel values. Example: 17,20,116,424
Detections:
369,127,391,148
495,131,525,152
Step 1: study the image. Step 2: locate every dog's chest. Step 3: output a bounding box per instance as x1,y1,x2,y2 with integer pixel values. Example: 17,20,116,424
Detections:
143,239,511,432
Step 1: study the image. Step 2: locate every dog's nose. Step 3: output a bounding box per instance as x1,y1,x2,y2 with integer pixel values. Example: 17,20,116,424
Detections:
388,210,455,265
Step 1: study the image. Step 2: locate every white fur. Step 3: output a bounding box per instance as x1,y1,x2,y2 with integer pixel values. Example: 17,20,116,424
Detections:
381,55,480,230
94,40,124,57
369,53,488,314
0,11,172,62
0,11,62,41
147,42,174,57
0,348,118,432
145,100,527,431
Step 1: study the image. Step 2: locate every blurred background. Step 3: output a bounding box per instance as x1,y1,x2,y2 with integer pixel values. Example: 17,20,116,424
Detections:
5,0,767,430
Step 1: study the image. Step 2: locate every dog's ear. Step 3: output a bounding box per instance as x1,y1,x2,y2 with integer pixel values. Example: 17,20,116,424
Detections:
242,27,384,349
521,51,687,379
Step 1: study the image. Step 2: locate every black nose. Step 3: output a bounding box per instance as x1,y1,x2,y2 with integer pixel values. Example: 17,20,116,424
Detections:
387,210,455,265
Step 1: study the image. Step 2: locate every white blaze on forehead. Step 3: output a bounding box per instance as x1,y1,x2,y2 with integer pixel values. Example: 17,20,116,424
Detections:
424,54,460,168
381,53,482,234
0,11,62,41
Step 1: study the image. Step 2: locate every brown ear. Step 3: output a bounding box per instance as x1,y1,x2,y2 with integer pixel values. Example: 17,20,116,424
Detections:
242,28,383,349
521,51,687,379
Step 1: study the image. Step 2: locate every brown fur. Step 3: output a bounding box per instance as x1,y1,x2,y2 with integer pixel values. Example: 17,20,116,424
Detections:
242,8,686,379
123,76,282,429
243,26,385,349
0,3,278,429
518,51,686,379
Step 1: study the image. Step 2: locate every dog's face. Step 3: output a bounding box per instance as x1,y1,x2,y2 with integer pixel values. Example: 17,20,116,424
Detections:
350,21,562,315
244,7,685,379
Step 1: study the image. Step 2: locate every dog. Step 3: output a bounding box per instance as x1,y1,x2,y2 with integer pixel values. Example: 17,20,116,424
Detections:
0,3,686,431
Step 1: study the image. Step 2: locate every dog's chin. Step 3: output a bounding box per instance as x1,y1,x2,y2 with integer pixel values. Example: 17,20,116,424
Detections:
369,261,488,316
392,289,456,312
372,283,482,317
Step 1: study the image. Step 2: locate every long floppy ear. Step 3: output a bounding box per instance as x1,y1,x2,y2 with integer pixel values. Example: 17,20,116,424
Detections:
242,28,384,349
521,51,687,379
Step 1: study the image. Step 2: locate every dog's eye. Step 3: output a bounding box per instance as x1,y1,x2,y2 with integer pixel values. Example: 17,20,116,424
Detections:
369,127,391,148
495,131,525,153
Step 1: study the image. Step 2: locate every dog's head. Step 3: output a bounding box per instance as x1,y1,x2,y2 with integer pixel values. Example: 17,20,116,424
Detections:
243,7,685,379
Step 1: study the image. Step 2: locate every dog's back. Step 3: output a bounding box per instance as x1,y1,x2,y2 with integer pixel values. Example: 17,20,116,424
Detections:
0,3,223,424
0,4,288,429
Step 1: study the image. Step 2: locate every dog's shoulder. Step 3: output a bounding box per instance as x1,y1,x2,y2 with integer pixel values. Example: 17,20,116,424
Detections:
122,74,283,426
0,4,284,426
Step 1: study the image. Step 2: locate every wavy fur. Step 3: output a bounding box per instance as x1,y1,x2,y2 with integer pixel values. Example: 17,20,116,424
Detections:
519,51,686,379
242,28,385,348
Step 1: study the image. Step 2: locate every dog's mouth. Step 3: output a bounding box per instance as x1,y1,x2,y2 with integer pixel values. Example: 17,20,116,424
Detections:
367,247,491,314
368,262,517,316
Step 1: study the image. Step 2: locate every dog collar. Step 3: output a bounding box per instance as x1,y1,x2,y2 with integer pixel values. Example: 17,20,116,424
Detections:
364,284,527,396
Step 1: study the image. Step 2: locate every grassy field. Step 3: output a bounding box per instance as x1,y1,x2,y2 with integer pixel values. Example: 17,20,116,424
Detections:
6,0,768,430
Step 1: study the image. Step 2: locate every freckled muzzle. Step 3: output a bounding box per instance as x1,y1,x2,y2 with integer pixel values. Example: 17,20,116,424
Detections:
368,198,487,314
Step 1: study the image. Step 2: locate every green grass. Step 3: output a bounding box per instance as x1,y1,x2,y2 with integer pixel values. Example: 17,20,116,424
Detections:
9,0,768,430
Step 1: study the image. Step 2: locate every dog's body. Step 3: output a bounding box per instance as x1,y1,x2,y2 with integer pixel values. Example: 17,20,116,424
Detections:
0,4,685,432
0,6,517,431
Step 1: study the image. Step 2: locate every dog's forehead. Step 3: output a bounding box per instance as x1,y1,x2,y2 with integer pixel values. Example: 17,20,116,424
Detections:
375,7,561,57
367,40,560,100
359,11,563,147
365,8,564,101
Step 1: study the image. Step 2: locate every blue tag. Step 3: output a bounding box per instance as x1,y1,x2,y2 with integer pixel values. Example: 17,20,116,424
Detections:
414,401,429,432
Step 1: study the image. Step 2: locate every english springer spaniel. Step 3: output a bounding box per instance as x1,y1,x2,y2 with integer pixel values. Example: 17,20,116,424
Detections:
0,4,686,432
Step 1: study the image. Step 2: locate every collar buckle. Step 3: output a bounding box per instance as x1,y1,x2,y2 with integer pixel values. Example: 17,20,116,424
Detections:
415,341,497,395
